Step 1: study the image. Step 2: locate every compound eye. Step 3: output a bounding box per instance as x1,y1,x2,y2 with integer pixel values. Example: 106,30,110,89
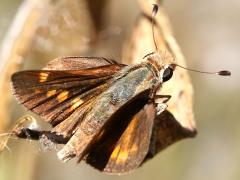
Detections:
163,67,173,82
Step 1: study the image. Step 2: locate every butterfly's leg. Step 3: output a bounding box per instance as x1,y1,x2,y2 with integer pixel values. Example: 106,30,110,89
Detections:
155,95,171,103
155,103,168,115
154,95,171,115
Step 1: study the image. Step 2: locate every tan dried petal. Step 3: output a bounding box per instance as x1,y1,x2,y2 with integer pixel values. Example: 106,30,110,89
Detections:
122,1,196,155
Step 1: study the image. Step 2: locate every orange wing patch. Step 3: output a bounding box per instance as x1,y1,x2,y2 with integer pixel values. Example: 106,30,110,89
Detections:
57,91,69,102
39,72,49,82
109,116,138,165
102,103,156,173
70,98,84,111
47,90,57,97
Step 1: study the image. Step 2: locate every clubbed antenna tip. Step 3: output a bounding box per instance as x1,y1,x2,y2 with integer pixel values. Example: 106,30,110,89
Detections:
217,70,231,76
152,4,158,17
173,64,231,77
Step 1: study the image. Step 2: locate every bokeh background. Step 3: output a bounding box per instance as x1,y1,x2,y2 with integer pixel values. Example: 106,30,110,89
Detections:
0,0,239,180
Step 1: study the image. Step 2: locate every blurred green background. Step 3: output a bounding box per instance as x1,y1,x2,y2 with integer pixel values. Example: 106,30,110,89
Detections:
0,0,239,180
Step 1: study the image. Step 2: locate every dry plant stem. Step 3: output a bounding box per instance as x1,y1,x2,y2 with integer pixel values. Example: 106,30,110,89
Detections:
0,0,97,132
0,0,96,179
88,0,109,31
0,0,47,133
0,2,53,180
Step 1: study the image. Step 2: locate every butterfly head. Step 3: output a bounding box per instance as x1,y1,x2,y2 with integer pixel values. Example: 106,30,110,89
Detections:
144,52,175,83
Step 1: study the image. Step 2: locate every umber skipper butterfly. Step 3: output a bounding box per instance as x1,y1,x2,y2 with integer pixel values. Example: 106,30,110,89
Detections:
6,4,231,174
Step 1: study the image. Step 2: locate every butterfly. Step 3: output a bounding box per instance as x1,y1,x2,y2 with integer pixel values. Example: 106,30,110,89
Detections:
11,51,178,172
9,4,230,174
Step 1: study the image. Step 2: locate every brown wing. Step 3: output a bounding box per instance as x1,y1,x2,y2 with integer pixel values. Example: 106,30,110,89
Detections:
56,64,158,162
44,56,119,70
11,57,125,137
86,102,156,174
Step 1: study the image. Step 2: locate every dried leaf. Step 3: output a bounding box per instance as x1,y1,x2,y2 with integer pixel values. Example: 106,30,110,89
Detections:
122,1,196,156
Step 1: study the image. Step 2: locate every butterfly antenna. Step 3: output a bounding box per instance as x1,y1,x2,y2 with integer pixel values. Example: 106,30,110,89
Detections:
152,4,159,52
173,64,231,76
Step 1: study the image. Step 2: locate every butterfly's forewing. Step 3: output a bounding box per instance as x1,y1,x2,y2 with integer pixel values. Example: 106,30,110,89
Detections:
85,102,156,173
44,56,119,70
11,57,125,136
56,64,158,162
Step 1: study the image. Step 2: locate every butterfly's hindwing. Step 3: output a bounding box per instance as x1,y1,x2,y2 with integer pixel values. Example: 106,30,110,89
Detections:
85,99,156,173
